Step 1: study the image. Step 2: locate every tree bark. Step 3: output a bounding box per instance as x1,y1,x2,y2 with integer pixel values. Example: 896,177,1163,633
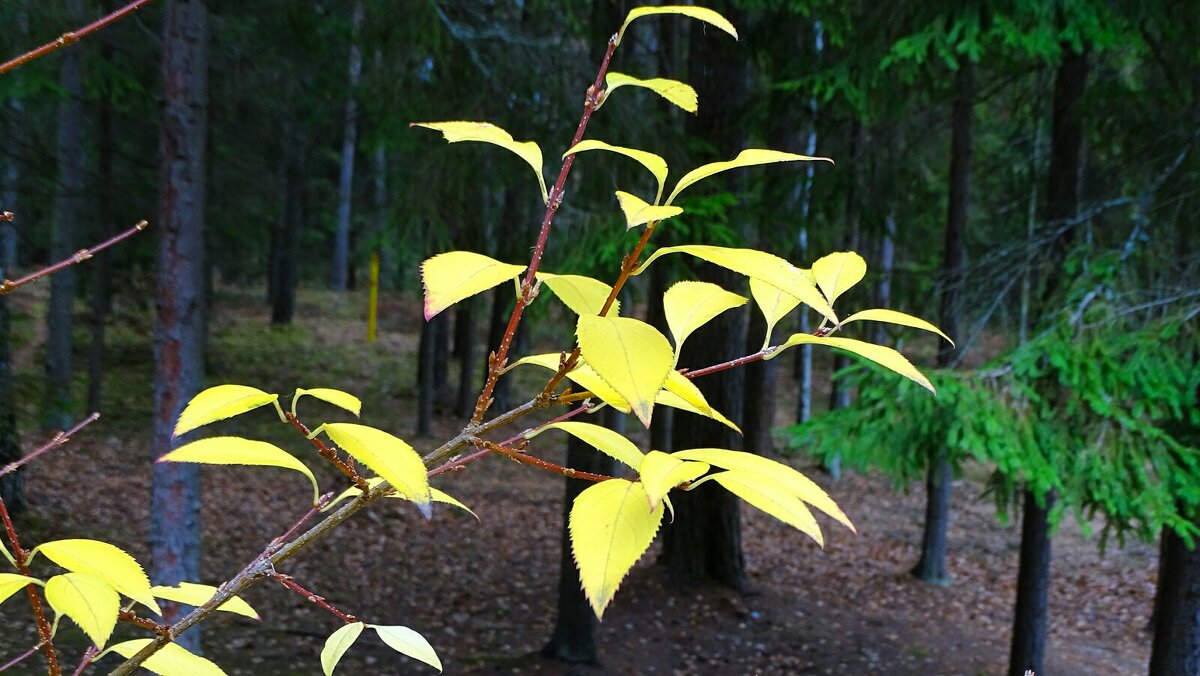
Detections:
87,6,119,412
1150,523,1200,675
914,60,974,586
44,0,86,430
330,1,364,291
1008,488,1055,676
742,310,777,456
0,4,25,513
151,0,209,652
415,313,442,437
454,299,476,418
269,123,303,325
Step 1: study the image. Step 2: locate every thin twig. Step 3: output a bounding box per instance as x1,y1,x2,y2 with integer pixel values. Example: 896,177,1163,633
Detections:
117,610,168,635
284,413,369,491
474,439,614,483
1,640,47,673
0,413,100,478
271,574,357,624
70,646,98,676
0,0,155,75
0,220,147,295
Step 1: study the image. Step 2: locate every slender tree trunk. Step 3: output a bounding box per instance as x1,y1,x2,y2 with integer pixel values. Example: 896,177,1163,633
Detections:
44,0,86,430
151,0,209,652
742,310,777,455
0,3,25,512
793,19,822,426
646,262,674,453
270,124,303,324
88,11,118,411
1150,521,1200,675
415,313,443,437
454,299,476,418
330,1,364,291
1008,489,1055,676
873,211,896,346
914,60,974,586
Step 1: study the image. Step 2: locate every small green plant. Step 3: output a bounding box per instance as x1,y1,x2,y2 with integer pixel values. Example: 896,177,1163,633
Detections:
1,5,947,675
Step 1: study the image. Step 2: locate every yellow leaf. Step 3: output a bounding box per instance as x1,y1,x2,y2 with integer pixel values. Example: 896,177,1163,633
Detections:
667,149,831,205
658,371,741,433
321,622,364,676
672,448,854,533
371,624,443,672
507,353,631,413
294,388,362,417
45,573,119,648
427,488,478,520
0,573,36,606
173,385,278,438
150,582,259,620
699,471,823,546
749,278,801,350
662,281,747,361
322,478,478,520
565,139,668,204
655,388,741,434
32,539,160,615
323,423,432,517
811,251,866,305
636,245,836,323
411,121,547,203
103,639,227,676
768,333,934,393
535,272,619,316
614,191,683,229
158,437,320,506
531,421,645,470
577,316,674,427
838,308,954,345
421,251,525,321
638,450,709,511
570,479,664,618
616,6,737,46
605,72,698,114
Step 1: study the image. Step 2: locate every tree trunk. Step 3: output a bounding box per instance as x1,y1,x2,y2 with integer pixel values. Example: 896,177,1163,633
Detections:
0,5,25,512
873,210,896,346
330,1,364,291
742,310,777,456
415,313,443,437
1150,524,1200,675
44,0,86,430
792,19,822,426
1008,488,1055,676
454,299,477,418
913,60,974,586
270,123,303,325
151,0,209,652
87,10,119,412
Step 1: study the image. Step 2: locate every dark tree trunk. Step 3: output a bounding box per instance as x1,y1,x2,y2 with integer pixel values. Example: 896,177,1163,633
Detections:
331,1,363,291
742,309,777,456
270,124,303,325
914,60,974,586
0,7,24,512
44,0,86,430
87,13,118,412
415,313,443,437
646,262,673,453
1150,524,1200,675
151,0,209,652
454,299,477,418
1008,46,1088,676
433,310,452,409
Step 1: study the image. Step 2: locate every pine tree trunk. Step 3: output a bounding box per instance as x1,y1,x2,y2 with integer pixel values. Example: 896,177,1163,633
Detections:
330,1,363,291
1008,489,1055,676
454,299,476,418
1150,523,1200,675
415,314,441,437
87,13,118,412
914,60,974,585
742,310,777,456
151,0,209,652
44,0,86,430
0,5,24,512
270,124,303,325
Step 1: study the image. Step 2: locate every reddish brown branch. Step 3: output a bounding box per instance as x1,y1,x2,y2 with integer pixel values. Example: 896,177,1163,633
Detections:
284,413,370,491
0,496,60,674
0,412,100,478
475,439,614,483
0,0,155,75
118,610,169,635
0,220,147,295
271,574,357,624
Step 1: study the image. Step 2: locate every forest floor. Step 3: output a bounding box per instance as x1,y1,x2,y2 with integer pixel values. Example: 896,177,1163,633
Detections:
0,285,1157,675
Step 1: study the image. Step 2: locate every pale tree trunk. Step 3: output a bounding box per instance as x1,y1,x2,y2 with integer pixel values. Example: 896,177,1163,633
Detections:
330,1,364,291
44,0,86,430
151,0,209,653
792,20,822,426
913,60,974,586
872,211,896,346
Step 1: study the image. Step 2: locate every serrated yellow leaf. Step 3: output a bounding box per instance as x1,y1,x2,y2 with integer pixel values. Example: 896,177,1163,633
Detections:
45,573,119,648
371,624,443,672
565,140,669,203
672,449,854,533
412,121,547,203
838,308,954,345
32,539,160,615
102,639,226,676
699,471,823,546
658,370,741,433
577,316,674,427
294,388,362,417
323,423,431,517
616,6,738,46
508,353,632,412
636,245,836,323
0,573,37,605
750,278,802,350
570,479,664,619
530,421,644,470
158,437,320,506
667,149,830,205
655,388,741,433
173,385,278,438
605,72,698,114
536,272,619,316
769,333,934,393
614,191,683,229
662,281,747,362
150,582,259,620
638,451,708,511
811,251,866,305
421,251,525,321
321,621,364,676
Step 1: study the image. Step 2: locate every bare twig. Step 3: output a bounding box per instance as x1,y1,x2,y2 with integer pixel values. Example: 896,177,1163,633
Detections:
474,438,615,483
0,413,100,478
0,0,155,75
284,413,369,491
1,639,47,673
70,646,98,676
0,220,147,295
271,574,357,624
